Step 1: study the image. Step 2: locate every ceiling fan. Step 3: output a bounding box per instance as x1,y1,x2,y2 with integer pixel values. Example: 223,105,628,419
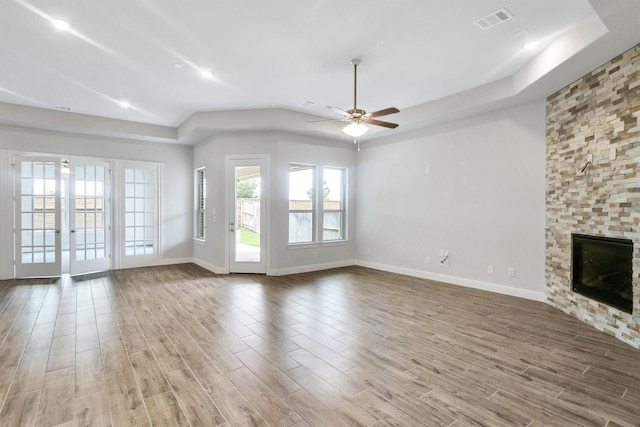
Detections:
309,58,399,149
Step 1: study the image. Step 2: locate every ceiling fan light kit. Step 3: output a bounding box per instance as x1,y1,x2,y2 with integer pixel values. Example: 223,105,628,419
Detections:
342,121,369,137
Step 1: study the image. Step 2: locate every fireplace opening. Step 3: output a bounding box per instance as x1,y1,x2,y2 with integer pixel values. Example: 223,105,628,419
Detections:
572,234,633,313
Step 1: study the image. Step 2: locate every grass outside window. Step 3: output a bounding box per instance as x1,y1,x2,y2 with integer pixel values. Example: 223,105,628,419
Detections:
240,228,260,247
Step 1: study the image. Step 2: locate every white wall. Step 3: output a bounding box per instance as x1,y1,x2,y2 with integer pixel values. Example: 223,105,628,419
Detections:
0,125,193,279
355,101,547,300
192,131,356,274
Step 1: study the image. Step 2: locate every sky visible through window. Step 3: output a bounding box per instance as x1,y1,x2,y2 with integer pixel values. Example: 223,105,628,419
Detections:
289,168,341,200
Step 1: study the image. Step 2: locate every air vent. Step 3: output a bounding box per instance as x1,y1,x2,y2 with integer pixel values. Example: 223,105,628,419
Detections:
473,8,513,30
53,105,72,112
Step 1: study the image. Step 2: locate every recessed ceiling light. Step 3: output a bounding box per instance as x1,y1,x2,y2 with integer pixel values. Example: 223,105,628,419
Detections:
524,41,540,50
119,101,131,108
200,70,215,79
51,19,71,31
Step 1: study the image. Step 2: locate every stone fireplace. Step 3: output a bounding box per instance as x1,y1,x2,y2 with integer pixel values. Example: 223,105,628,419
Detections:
546,43,640,349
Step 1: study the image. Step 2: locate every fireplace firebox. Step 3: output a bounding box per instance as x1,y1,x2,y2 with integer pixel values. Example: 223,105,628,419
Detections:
572,234,633,313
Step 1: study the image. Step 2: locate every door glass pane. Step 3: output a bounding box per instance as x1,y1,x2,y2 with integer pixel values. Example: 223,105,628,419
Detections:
234,166,261,262
22,230,32,245
21,161,32,177
34,230,44,246
22,179,32,195
19,160,58,265
72,161,109,267
124,166,155,257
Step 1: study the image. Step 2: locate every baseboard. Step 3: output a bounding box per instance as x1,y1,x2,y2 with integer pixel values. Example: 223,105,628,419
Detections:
174,257,546,302
190,258,227,274
268,259,356,276
355,260,546,302
159,257,193,266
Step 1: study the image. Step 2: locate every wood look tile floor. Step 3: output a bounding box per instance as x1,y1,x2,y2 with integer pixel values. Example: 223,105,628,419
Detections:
0,264,638,427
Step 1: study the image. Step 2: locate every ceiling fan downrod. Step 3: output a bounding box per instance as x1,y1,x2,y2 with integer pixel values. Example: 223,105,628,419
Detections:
351,58,360,111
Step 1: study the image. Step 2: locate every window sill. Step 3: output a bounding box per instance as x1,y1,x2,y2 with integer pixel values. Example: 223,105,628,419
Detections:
287,240,350,250
288,242,320,250
322,240,350,247
192,238,206,246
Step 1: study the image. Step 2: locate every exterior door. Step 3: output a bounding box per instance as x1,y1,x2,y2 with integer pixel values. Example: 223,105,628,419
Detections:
228,158,266,273
69,159,111,275
15,157,62,277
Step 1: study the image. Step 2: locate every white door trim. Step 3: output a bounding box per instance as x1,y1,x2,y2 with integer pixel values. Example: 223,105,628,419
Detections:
226,154,269,274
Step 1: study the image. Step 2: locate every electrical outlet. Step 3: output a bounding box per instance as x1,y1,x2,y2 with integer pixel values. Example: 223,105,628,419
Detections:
507,268,515,277
610,147,616,160
425,256,431,264
439,249,445,257
487,265,494,274
587,153,593,163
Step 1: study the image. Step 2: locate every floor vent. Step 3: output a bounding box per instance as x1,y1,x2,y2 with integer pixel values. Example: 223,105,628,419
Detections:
473,8,513,30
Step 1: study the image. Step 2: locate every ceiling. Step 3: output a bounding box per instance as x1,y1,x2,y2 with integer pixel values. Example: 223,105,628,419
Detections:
1,0,639,144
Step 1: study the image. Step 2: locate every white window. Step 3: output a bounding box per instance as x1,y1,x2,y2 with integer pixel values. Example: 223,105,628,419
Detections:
322,167,346,241
195,168,206,240
288,164,348,245
288,164,315,244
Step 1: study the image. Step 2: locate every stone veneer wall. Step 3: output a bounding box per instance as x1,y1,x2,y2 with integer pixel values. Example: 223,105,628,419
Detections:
546,44,640,348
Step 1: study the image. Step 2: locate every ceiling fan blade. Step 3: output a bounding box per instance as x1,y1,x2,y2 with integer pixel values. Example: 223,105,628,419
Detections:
306,118,348,124
365,118,399,129
327,106,353,118
364,107,399,118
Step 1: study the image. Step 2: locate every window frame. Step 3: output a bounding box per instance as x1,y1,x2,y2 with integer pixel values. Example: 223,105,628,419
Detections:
321,166,347,242
288,163,316,245
194,167,206,241
288,163,349,247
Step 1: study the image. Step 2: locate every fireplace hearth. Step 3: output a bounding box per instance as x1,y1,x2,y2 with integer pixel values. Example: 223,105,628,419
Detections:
572,234,633,313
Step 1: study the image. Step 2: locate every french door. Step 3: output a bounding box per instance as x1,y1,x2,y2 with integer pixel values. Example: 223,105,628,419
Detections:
228,157,267,273
15,156,111,277
69,159,111,275
119,163,159,269
15,157,62,277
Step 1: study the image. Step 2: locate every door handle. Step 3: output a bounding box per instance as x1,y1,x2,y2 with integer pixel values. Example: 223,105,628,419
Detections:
230,228,235,232
55,230,60,234
70,229,75,233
